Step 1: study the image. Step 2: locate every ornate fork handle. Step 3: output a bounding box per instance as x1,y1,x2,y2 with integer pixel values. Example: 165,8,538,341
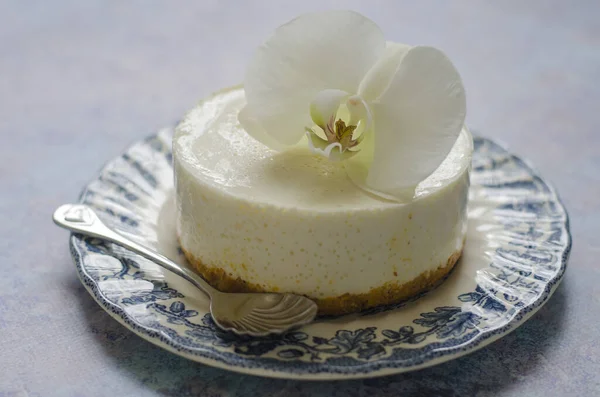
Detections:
53,204,217,299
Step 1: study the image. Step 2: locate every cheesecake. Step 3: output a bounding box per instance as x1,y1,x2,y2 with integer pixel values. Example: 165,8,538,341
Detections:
173,87,472,315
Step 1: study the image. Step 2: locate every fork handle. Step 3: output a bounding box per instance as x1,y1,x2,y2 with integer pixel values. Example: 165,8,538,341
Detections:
53,204,217,299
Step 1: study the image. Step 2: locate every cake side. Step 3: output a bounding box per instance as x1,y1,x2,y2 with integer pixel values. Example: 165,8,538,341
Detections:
175,156,468,298
181,241,463,316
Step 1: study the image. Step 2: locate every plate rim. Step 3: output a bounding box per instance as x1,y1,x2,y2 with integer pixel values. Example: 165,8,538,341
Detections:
68,129,572,380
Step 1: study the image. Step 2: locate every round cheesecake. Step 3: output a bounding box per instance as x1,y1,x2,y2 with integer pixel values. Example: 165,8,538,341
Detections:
174,87,473,315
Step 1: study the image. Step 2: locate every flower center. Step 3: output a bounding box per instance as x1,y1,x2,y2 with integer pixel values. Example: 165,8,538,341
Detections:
322,117,362,151
306,90,372,161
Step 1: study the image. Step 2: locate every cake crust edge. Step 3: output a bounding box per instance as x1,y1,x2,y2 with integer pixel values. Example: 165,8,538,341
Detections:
180,244,463,316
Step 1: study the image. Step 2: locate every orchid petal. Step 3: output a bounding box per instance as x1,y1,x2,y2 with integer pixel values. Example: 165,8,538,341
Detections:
238,106,288,151
347,95,373,133
242,10,385,148
344,129,413,202
310,89,350,130
358,42,411,102
366,46,466,195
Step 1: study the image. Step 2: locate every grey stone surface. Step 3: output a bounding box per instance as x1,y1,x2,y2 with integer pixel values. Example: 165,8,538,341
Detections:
0,1,598,396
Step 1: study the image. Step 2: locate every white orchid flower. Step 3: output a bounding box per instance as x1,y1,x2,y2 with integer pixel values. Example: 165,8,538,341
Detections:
239,10,466,201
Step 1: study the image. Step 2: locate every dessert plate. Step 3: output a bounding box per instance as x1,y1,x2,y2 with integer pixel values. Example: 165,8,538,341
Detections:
69,126,570,380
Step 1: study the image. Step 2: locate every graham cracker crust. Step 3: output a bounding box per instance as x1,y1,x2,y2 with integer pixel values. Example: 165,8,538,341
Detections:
181,245,462,316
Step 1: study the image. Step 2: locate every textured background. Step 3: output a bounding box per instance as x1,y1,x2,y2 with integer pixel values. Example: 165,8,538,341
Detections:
1,1,598,396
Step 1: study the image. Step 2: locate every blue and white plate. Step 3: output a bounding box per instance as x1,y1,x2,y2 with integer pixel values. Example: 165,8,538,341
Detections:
69,127,570,380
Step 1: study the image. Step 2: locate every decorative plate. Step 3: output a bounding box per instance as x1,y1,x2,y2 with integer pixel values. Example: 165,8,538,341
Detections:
69,126,570,380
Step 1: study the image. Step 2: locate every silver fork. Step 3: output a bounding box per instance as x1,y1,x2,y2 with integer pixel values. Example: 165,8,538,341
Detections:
53,204,318,337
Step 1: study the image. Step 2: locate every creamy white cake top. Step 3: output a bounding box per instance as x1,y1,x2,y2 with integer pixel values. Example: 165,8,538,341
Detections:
175,87,472,211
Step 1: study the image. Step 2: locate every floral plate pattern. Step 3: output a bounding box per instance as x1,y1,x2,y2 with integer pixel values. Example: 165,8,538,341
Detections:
69,126,570,380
